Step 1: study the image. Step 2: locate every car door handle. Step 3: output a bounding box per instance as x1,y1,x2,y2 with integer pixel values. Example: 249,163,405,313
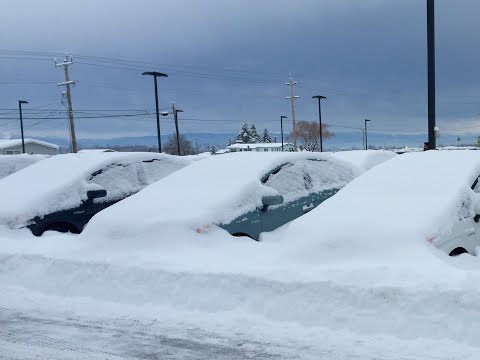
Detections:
302,203,314,213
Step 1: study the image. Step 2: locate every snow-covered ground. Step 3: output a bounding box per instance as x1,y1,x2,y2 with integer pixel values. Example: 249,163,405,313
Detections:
1,150,480,358
0,154,47,179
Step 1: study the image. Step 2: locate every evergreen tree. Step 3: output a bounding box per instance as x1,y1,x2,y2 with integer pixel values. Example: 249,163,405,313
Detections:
226,137,233,147
261,128,273,143
236,123,251,143
249,124,260,143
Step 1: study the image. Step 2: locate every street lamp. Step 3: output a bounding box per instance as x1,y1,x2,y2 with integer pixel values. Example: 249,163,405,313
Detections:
18,100,28,154
312,95,327,152
142,71,168,153
364,119,371,150
427,0,436,150
280,115,288,151
173,107,183,155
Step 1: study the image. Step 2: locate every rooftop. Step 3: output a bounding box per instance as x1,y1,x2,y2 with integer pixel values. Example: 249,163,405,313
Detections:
0,138,60,150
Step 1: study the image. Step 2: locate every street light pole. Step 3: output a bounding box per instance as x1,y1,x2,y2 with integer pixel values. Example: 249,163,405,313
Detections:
427,0,436,150
280,115,288,151
142,71,168,153
18,100,28,154
312,95,327,152
172,102,183,156
364,119,371,150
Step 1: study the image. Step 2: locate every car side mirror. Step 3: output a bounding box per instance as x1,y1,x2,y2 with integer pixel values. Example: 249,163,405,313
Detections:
87,189,107,199
262,195,284,206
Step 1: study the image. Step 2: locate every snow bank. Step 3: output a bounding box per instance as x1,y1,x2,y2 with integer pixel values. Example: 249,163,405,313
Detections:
84,152,359,241
0,154,47,179
330,149,397,171
280,150,480,265
0,152,192,228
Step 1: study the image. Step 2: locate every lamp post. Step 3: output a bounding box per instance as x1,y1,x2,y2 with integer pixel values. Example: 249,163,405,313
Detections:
18,100,28,154
427,0,436,150
280,115,288,151
312,96,327,152
142,71,168,153
364,119,371,150
173,105,183,155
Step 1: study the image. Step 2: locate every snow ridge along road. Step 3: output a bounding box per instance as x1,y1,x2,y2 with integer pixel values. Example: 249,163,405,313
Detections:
2,252,480,349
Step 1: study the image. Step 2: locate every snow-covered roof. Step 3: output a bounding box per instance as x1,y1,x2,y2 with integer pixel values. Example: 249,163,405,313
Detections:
227,142,293,150
280,150,480,266
0,138,60,150
330,150,397,171
84,152,361,240
78,149,117,153
0,152,192,228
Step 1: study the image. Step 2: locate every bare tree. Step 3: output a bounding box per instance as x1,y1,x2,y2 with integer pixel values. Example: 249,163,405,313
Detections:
288,121,334,151
162,134,195,155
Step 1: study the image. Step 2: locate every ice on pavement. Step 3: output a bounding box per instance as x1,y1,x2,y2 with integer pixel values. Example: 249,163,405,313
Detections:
0,154,47,179
0,151,192,228
83,152,360,241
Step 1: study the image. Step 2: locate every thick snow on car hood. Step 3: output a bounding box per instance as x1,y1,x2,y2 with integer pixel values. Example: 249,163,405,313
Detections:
84,152,360,240
330,149,397,171
280,150,480,265
0,154,47,179
0,152,192,228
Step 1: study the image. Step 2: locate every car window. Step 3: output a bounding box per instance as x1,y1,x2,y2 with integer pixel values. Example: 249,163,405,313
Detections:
262,159,355,204
88,163,142,201
262,161,312,203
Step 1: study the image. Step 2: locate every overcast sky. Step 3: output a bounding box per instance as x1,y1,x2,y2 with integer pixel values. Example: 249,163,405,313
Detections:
0,0,479,141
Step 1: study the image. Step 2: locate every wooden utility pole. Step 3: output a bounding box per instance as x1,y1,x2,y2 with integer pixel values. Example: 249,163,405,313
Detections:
172,102,183,155
286,75,300,151
55,55,77,153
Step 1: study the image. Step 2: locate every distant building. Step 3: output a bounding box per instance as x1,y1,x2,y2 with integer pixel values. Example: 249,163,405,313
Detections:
0,139,60,155
227,142,295,152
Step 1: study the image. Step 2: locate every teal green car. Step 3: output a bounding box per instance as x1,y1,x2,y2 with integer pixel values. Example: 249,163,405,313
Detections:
219,158,356,240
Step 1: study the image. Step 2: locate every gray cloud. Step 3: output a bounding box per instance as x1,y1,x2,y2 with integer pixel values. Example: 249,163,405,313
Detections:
0,0,479,143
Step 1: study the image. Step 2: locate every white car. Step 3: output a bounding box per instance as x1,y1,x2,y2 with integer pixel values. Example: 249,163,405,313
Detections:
0,152,192,235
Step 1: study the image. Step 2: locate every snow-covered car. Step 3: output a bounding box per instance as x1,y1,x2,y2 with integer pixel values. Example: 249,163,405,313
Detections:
0,154,48,179
330,150,397,171
279,150,480,260
0,152,192,236
83,152,362,241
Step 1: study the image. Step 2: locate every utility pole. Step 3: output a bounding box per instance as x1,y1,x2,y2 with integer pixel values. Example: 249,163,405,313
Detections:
285,75,300,151
55,55,77,153
142,71,168,153
312,95,327,152
18,100,28,154
172,102,183,156
427,0,436,150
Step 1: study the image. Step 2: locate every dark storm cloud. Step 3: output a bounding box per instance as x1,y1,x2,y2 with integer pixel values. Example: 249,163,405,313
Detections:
0,0,479,141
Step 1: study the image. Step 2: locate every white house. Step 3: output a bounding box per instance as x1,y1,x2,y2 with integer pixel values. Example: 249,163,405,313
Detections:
227,142,295,152
0,139,60,155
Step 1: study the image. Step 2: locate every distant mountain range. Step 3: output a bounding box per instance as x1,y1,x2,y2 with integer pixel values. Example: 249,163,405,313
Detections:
36,132,479,151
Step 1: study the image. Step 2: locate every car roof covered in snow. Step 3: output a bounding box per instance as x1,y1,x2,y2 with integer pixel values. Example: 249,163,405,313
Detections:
0,152,192,228
329,150,397,171
84,152,362,239
0,154,48,180
279,150,480,265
